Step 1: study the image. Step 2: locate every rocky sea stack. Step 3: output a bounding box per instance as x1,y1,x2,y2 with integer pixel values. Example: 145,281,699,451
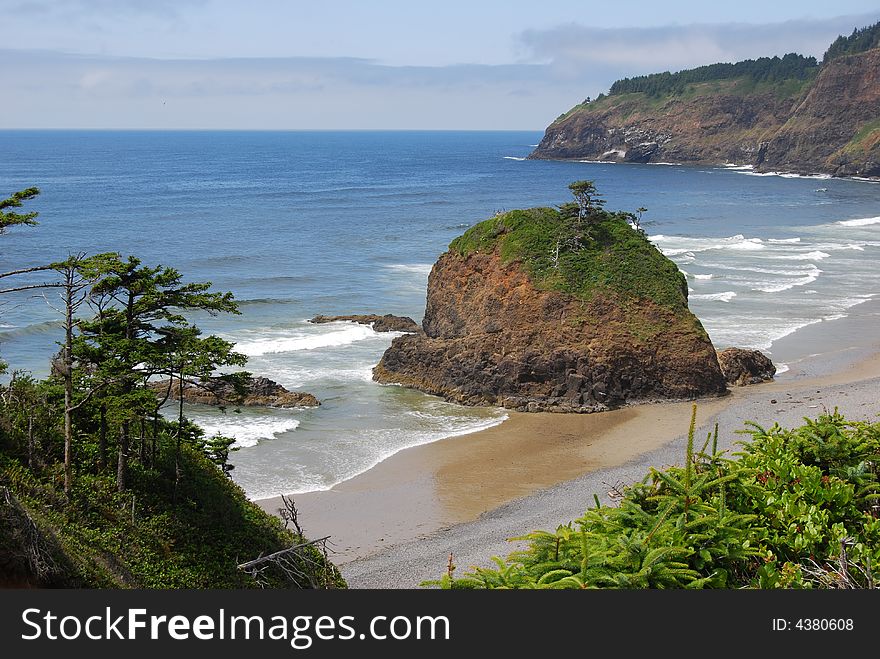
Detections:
374,185,730,412
150,375,320,408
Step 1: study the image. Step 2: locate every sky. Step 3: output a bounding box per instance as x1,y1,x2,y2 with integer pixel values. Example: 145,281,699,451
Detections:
1,0,878,129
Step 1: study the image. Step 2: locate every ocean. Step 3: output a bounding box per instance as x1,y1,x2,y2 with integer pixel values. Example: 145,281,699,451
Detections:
1,130,878,498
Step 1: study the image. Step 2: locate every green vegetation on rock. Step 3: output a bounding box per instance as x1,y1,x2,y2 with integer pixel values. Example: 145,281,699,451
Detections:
428,408,880,589
449,184,688,312
607,53,818,98
823,21,880,63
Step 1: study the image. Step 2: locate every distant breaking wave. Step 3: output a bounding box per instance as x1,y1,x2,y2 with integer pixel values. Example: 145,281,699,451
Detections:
690,291,737,302
837,216,880,227
235,323,392,357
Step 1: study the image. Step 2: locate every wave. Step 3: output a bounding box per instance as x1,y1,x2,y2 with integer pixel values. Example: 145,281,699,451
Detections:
384,263,433,275
691,291,737,302
753,271,820,293
0,319,64,340
773,251,830,261
236,323,386,357
288,411,510,495
652,234,764,254
837,216,880,227
704,263,821,277
768,237,801,244
503,156,526,161
693,274,714,280
734,170,832,180
721,164,754,170
192,416,301,449
237,297,297,307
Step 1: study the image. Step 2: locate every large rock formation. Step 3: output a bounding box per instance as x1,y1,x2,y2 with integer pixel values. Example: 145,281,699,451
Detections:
150,376,319,408
373,204,729,412
758,50,880,177
309,314,420,333
530,46,880,177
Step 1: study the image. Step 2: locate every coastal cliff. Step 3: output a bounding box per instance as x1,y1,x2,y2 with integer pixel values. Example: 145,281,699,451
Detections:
530,26,880,177
374,192,729,411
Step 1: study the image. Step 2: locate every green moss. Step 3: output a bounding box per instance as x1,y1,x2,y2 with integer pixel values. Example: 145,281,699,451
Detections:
450,205,688,313
840,117,880,155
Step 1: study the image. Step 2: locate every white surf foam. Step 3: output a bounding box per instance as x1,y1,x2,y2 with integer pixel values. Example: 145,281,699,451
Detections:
194,416,301,449
753,271,820,293
503,156,526,161
691,291,737,302
693,274,714,280
768,237,801,244
652,234,765,254
236,323,384,357
384,263,433,275
837,216,880,227
774,251,830,261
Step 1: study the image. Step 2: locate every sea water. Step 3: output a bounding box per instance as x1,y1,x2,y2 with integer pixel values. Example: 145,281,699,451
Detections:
1,131,878,497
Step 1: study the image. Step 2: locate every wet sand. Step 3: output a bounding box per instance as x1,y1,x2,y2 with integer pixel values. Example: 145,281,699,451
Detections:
257,396,731,561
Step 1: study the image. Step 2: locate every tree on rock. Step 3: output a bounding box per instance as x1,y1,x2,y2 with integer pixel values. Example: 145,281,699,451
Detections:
568,180,605,221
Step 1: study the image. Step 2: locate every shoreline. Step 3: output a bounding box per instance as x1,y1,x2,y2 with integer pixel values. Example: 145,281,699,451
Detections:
255,298,880,585
524,156,880,183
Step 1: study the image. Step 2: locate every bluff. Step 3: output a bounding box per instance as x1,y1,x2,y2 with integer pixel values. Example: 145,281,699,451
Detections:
373,194,729,412
530,35,880,177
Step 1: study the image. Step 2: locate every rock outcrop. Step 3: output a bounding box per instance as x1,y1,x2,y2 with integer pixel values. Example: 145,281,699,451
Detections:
309,314,420,333
151,376,319,408
717,348,776,386
758,50,880,177
530,46,880,178
373,204,729,412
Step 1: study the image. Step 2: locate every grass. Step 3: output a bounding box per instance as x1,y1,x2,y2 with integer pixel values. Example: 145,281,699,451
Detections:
449,206,689,313
0,441,345,588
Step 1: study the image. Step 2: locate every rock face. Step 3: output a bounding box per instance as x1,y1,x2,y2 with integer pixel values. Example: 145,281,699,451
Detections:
151,376,319,408
530,48,880,177
717,348,776,386
373,207,728,412
759,50,880,177
309,314,420,333
531,88,795,167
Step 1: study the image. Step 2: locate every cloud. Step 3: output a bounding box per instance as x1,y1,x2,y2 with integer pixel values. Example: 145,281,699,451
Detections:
0,50,567,128
3,0,207,19
518,13,880,78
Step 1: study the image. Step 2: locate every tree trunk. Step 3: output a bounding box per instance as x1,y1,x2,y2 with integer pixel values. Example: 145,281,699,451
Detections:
139,416,147,465
63,269,75,496
27,414,34,469
98,403,107,471
117,420,129,492
151,413,159,465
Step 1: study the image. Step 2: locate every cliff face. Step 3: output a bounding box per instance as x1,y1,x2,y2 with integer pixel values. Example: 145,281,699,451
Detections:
374,207,728,412
759,50,880,176
531,48,880,177
531,83,798,166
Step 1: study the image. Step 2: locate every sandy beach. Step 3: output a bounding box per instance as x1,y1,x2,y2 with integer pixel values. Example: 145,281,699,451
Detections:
256,297,880,588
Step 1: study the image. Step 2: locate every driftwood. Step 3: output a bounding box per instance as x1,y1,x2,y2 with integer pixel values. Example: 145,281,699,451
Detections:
236,495,337,588
0,486,59,584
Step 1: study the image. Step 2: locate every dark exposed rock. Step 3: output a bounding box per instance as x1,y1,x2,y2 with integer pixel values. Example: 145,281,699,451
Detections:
150,376,319,408
374,245,728,413
309,314,420,333
717,348,776,386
